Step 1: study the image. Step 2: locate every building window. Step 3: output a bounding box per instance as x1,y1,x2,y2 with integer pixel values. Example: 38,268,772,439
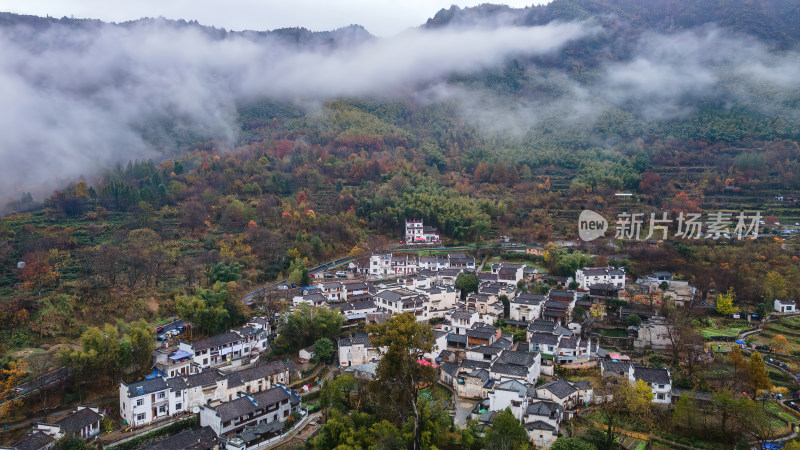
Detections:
136,413,146,421
176,403,182,410
157,392,165,399
175,391,181,397
136,399,143,407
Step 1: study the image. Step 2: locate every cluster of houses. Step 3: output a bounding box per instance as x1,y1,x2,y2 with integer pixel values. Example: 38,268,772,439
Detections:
2,406,104,450
114,316,307,450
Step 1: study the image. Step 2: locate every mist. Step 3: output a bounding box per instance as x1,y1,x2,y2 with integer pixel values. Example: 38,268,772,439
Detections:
0,18,593,199
2,13,800,201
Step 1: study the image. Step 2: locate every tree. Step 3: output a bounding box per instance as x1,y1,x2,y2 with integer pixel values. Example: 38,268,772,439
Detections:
368,313,438,450
712,388,739,442
484,408,530,450
672,391,697,432
551,437,598,450
597,380,652,449
572,306,586,322
313,337,335,364
129,320,155,373
748,351,772,394
455,273,479,299
53,436,88,450
763,271,787,301
589,303,605,319
0,360,29,417
715,288,738,315
499,294,510,318
626,314,642,327
275,304,345,354
207,262,241,284
771,334,791,353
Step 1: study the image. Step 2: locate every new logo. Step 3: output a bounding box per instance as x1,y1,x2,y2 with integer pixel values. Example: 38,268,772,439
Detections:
578,210,608,241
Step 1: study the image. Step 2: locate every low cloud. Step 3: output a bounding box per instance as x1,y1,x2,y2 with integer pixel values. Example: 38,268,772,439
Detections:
0,18,594,198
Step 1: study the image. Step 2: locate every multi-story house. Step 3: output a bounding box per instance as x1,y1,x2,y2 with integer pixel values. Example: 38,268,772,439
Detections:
509,293,546,323
488,379,529,421
338,333,383,367
554,337,592,365
491,263,525,285
600,361,672,404
199,386,300,437
317,281,345,301
489,350,541,384
120,377,170,427
575,267,626,290
447,253,475,269
178,326,268,370
374,288,427,320
405,219,440,244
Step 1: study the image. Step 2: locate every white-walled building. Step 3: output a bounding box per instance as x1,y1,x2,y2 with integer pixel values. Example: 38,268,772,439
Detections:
199,386,300,436
576,267,625,290
509,293,546,323
178,326,268,370
775,299,796,313
405,219,441,244
338,333,383,368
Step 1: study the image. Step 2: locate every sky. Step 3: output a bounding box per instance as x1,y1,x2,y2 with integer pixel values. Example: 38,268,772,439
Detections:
0,0,550,36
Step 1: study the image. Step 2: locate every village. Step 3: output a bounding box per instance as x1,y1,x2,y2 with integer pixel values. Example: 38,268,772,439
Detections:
5,219,800,450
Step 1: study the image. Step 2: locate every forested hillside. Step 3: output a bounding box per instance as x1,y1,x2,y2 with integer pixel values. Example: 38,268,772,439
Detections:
1,0,800,375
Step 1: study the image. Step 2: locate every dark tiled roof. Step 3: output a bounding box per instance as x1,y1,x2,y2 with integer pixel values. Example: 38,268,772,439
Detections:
126,377,168,397
530,333,560,346
582,267,625,277
447,334,468,344
54,407,102,434
525,421,557,432
189,331,243,351
633,367,671,385
440,362,459,377
346,301,377,311
571,380,592,390
339,333,371,347
559,338,578,349
470,345,503,356
452,310,474,320
460,359,492,370
142,427,218,450
167,370,223,390
526,400,563,419
528,320,557,333
601,361,632,377
499,350,538,367
213,387,291,422
227,361,296,387
494,379,528,395
538,378,577,399
491,362,528,377
491,338,513,350
11,432,54,450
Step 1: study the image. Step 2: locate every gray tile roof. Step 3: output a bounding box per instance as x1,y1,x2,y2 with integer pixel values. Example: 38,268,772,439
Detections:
54,407,102,434
633,367,671,385
601,361,632,377
339,333,371,347
582,267,624,277
452,310,474,320
528,320,557,333
530,333,560,346
10,432,54,450
126,377,168,397
494,379,528,395
441,362,459,377
538,378,577,399
213,387,292,422
189,331,243,351
491,362,529,377
499,350,538,367
460,359,492,370
525,420,557,432
141,427,218,450
526,400,563,419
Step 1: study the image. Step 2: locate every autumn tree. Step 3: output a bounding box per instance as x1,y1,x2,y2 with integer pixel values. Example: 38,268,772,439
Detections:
771,334,791,353
0,360,29,417
748,351,772,394
368,313,438,450
597,379,653,449
715,288,738,315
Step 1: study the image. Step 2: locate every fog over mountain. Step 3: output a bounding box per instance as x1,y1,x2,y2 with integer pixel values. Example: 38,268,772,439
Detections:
1,0,800,199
